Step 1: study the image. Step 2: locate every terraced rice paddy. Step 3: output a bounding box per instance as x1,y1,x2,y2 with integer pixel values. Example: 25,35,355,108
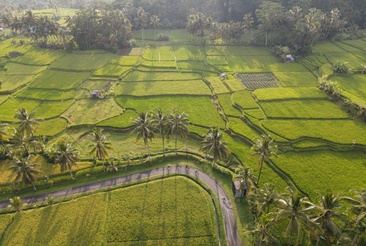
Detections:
1,32,366,203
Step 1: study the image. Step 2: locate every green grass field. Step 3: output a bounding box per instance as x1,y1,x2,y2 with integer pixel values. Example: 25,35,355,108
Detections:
1,177,217,245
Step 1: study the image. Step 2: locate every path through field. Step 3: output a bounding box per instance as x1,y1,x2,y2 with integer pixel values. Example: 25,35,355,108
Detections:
0,166,242,246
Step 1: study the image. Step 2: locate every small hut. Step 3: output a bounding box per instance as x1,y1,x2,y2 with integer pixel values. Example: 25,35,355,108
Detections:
91,90,101,98
284,54,295,63
232,179,247,198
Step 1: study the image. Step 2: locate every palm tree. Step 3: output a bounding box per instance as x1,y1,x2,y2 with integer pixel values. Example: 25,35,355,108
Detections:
9,129,31,157
136,7,148,44
167,110,189,154
306,192,348,245
251,135,278,185
9,155,41,191
132,112,154,160
150,15,161,40
201,127,231,165
251,184,282,219
8,196,25,212
89,128,113,168
0,122,9,155
249,218,281,246
14,108,43,138
274,189,320,245
342,189,366,244
54,141,79,179
151,108,168,155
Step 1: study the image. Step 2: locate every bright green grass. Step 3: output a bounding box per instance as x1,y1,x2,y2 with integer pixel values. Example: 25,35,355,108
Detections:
0,74,34,92
224,79,245,92
273,151,366,199
274,72,318,87
34,117,68,136
0,98,41,122
261,119,366,144
114,80,211,96
205,46,230,56
4,63,47,75
110,55,140,66
177,61,217,74
206,77,229,94
50,53,115,71
0,214,13,234
96,110,136,128
159,46,176,60
61,98,123,125
259,100,349,119
269,62,309,72
228,116,260,141
244,109,265,119
232,91,259,109
325,52,365,69
253,87,327,101
207,56,228,66
0,95,9,105
228,56,280,72
340,39,366,52
16,89,75,101
123,70,201,81
140,61,177,69
217,94,242,117
93,64,131,77
332,41,363,52
142,47,160,60
189,124,209,136
332,74,366,100
11,47,65,65
35,100,75,119
184,45,205,60
248,46,273,56
115,96,225,128
313,42,346,54
229,46,252,56
28,70,90,90
106,177,217,244
320,63,333,79
0,39,33,57
173,46,189,60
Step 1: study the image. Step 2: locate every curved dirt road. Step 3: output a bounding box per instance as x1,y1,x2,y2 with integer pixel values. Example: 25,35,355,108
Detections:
0,166,242,246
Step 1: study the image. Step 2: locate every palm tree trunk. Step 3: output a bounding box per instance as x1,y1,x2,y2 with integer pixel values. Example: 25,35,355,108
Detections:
257,157,264,185
147,143,151,161
162,136,165,156
175,136,178,154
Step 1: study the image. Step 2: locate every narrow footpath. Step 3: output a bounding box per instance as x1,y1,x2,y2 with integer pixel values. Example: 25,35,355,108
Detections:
0,166,242,246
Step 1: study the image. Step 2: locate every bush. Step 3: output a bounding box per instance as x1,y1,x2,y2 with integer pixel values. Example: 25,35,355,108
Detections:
156,32,170,41
318,80,343,99
7,51,24,58
332,61,351,74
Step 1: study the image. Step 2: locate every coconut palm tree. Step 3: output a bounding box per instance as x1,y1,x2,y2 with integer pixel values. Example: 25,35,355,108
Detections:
151,108,168,155
9,155,41,191
8,196,24,212
9,129,31,157
89,128,113,168
0,122,9,155
54,141,79,179
274,189,320,245
201,127,231,165
14,108,43,138
167,110,189,154
132,112,154,160
251,135,278,185
306,191,348,245
249,218,281,246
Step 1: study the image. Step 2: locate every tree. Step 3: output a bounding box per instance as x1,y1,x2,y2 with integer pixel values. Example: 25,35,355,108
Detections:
186,12,212,42
274,189,320,245
135,7,148,44
256,1,284,46
8,196,25,212
14,108,42,138
0,122,9,155
9,129,31,157
150,15,161,40
151,108,168,155
9,155,41,190
132,112,154,160
249,218,281,246
201,127,231,165
89,128,113,167
251,135,278,185
167,110,189,154
305,191,348,245
54,141,79,179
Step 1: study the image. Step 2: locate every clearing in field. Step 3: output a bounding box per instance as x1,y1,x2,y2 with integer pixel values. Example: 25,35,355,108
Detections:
235,73,278,90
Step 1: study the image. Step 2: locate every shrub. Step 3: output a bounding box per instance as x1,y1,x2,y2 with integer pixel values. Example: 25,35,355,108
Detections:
155,32,170,41
332,61,351,74
318,80,342,99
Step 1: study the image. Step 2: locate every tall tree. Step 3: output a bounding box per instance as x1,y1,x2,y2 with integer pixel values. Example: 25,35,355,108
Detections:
186,12,212,42
201,127,231,165
256,1,284,46
54,141,79,179
150,15,161,40
89,128,113,167
14,108,42,138
167,110,189,154
0,122,9,155
135,7,148,44
151,108,168,155
132,112,154,160
9,155,41,191
251,135,278,185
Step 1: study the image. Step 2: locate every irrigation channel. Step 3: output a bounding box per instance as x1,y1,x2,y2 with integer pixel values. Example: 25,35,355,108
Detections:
0,166,242,246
